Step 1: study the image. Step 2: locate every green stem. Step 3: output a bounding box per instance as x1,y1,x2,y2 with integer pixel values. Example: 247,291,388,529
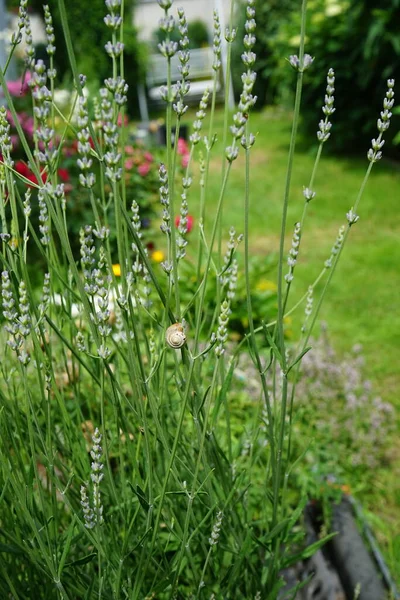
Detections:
131,357,196,600
243,136,277,517
170,362,220,595
56,0,102,158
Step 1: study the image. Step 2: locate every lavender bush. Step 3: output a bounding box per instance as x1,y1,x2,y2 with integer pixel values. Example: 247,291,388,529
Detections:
0,0,395,598
296,327,394,471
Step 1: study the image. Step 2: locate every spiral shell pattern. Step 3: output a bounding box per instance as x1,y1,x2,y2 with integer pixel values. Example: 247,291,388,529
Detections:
165,323,186,349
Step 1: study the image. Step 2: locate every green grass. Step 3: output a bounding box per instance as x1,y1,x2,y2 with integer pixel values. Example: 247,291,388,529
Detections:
182,105,400,401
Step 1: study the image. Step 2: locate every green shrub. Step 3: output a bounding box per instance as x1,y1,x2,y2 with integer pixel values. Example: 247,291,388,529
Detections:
153,18,210,50
235,0,400,155
296,0,400,155
187,19,210,48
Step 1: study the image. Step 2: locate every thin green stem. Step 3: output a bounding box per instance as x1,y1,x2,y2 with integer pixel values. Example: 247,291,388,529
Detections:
243,136,277,517
170,362,220,595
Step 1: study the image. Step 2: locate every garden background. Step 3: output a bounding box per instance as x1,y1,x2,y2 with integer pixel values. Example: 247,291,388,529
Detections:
1,0,400,595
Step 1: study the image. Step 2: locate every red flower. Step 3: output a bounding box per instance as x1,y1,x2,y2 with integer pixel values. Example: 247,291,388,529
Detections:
15,161,48,186
57,168,70,182
175,214,194,233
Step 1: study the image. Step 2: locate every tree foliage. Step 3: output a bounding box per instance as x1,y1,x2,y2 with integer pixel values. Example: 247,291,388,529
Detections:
297,0,400,155
7,0,147,116
235,0,400,155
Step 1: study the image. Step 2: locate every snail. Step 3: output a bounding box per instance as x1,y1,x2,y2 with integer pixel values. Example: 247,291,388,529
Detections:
166,323,186,349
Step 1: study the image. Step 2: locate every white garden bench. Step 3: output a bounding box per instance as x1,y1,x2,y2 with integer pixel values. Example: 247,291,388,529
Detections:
136,46,224,121
146,47,221,103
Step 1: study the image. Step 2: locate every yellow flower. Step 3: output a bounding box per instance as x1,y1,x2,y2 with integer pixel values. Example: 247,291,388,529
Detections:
152,250,165,263
241,316,249,328
112,263,121,277
256,279,277,292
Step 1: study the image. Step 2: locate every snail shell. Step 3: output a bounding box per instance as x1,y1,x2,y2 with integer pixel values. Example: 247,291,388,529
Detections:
166,323,186,349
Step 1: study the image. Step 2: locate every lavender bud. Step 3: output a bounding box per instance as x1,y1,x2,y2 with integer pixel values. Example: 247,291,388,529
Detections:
225,145,239,162
215,300,230,357
157,0,172,8
368,79,395,162
289,55,300,70
303,54,314,70
346,208,359,226
225,27,237,43
158,40,178,58
104,41,124,58
303,187,316,202
285,222,301,283
325,225,345,268
209,511,223,546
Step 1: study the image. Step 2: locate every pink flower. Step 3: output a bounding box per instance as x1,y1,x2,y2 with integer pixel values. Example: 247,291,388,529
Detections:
117,113,128,127
138,162,151,177
175,214,194,233
6,72,32,97
22,116,34,137
181,154,189,169
125,145,134,155
6,110,35,138
10,135,19,149
144,151,154,163
124,158,134,170
177,137,189,155
6,109,14,125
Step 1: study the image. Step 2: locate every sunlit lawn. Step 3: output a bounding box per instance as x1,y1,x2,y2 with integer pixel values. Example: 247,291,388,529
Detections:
182,106,400,401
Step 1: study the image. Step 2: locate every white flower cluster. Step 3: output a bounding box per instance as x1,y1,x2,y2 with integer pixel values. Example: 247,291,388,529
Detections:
284,222,301,283
317,68,335,143
80,428,104,529
367,79,395,163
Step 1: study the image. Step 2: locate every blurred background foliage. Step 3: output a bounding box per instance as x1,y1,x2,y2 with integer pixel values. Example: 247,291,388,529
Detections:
6,0,147,116
4,0,400,153
152,18,210,51
232,0,400,156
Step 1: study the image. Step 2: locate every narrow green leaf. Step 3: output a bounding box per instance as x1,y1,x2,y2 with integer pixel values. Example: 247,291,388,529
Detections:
212,359,235,425
252,518,291,549
66,552,97,568
261,321,283,366
197,385,211,416
281,532,337,568
58,516,77,578
0,543,23,555
129,483,150,513
286,346,312,374
286,497,308,534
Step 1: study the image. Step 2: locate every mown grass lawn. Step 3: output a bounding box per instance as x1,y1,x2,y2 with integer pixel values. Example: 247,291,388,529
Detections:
182,106,400,400
178,105,400,572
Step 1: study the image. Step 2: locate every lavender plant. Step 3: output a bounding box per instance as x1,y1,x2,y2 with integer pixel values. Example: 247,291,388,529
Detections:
296,330,395,472
0,0,395,598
